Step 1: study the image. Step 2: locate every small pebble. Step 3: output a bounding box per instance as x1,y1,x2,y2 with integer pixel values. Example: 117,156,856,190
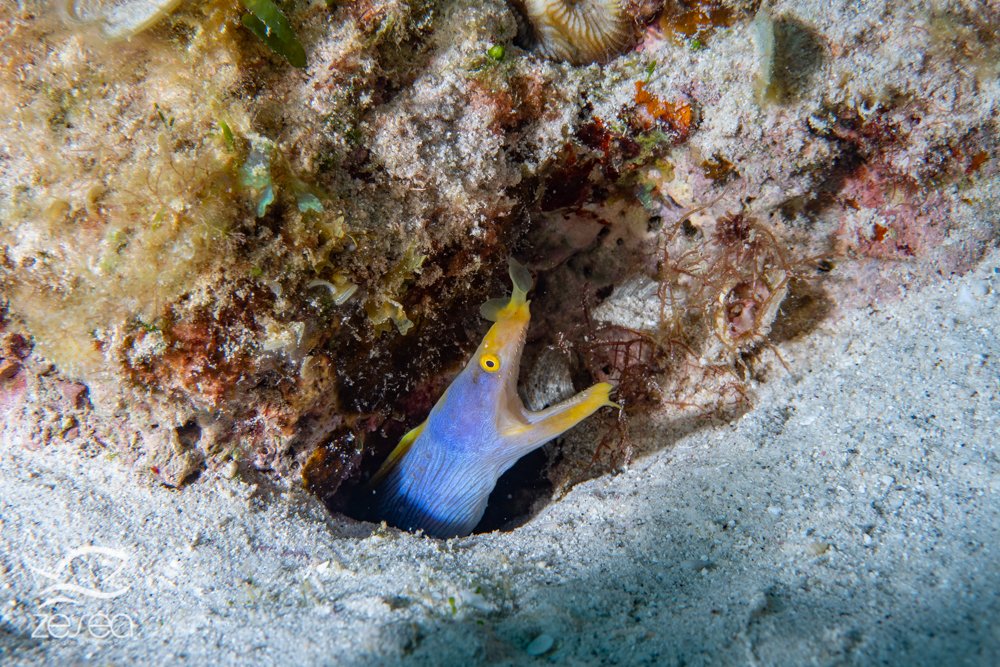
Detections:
526,633,555,656
0,359,20,381
808,541,830,556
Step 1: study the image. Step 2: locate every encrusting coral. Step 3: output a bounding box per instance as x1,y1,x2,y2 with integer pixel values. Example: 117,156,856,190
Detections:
522,0,634,64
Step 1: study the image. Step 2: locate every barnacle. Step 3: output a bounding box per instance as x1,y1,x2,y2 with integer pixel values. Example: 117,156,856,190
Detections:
307,276,359,306
712,273,788,351
523,0,633,65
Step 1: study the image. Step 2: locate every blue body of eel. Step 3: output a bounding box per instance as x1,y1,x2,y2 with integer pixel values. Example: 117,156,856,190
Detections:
370,259,617,538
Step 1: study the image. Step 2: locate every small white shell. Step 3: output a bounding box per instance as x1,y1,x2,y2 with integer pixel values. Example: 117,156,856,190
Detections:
524,0,632,65
63,0,184,40
526,633,556,656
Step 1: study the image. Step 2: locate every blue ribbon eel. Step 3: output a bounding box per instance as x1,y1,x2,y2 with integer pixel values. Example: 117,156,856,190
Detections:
370,259,618,538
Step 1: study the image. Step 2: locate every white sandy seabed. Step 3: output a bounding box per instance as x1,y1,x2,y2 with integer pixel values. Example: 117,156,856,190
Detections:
1,249,998,666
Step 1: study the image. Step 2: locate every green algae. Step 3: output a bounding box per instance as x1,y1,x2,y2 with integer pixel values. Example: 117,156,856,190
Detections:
239,0,307,68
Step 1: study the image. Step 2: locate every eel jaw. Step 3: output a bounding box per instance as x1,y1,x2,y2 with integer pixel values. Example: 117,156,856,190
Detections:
486,299,619,461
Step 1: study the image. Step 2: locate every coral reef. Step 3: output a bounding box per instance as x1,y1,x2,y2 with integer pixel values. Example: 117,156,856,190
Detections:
0,0,996,531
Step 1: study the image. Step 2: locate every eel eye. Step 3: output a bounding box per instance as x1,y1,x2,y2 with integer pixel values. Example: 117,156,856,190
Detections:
479,353,501,373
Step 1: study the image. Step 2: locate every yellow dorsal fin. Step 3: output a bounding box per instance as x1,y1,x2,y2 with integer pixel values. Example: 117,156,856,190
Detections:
369,419,427,487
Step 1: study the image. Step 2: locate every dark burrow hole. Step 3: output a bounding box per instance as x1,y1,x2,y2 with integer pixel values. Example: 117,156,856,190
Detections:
322,254,576,537
323,320,562,536
472,447,552,534
176,419,202,449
